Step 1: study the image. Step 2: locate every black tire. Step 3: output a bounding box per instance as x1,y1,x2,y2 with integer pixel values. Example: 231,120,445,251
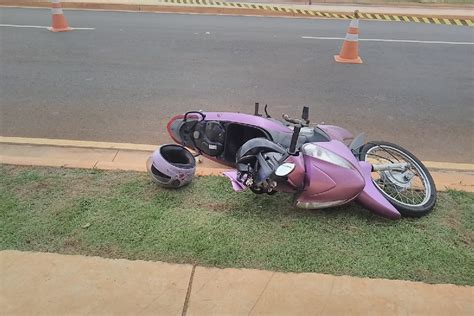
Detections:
250,186,265,194
359,141,437,217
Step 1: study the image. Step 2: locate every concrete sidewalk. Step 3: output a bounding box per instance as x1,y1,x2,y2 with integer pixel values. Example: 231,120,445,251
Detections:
4,0,473,16
1,136,473,192
2,0,473,24
1,250,473,315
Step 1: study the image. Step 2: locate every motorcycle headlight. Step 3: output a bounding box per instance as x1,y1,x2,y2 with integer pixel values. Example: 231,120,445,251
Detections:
302,143,354,169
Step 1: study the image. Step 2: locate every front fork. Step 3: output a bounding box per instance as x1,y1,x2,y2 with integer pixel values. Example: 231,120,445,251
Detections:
372,162,410,172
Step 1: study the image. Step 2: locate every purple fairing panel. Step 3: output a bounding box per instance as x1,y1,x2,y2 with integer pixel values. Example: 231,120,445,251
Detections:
285,154,306,190
355,162,401,219
317,125,354,143
297,140,365,203
223,170,247,192
298,156,365,203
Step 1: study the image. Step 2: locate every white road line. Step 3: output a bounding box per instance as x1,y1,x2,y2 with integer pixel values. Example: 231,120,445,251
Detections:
301,36,474,45
0,24,95,30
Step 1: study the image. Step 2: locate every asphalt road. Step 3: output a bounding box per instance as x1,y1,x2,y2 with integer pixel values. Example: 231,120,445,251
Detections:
1,8,473,162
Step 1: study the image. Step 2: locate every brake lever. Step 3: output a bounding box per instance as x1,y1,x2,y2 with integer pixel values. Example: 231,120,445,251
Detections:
282,114,306,126
282,114,295,124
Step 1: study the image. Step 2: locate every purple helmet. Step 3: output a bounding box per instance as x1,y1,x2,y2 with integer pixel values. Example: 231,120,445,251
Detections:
146,144,196,188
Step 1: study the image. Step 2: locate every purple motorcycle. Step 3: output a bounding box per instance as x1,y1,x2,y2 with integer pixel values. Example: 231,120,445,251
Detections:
166,104,437,219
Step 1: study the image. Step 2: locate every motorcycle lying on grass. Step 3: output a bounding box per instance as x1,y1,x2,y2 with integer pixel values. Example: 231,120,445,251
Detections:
155,104,436,219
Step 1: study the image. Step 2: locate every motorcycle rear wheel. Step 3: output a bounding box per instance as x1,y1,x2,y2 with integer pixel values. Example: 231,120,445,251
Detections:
360,141,437,217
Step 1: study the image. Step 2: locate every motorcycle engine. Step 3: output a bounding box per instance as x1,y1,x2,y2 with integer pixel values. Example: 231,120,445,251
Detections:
237,151,282,195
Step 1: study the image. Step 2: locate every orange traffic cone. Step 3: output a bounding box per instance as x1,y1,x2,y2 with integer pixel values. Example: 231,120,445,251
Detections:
49,0,71,32
334,13,362,64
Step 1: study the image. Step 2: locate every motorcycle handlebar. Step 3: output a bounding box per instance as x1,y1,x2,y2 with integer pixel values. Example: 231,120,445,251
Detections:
282,114,306,126
282,114,305,155
288,126,301,155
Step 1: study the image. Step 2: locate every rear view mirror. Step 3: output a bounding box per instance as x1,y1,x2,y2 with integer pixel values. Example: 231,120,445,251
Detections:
275,163,296,177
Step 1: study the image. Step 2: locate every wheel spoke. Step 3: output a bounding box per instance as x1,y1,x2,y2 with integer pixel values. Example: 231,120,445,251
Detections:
365,145,430,208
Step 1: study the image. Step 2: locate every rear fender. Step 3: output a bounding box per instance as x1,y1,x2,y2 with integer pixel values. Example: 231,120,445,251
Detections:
167,114,186,144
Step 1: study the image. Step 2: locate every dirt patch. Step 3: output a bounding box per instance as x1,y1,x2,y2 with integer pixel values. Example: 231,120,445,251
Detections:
436,192,462,230
459,231,473,247
193,201,233,212
62,234,84,252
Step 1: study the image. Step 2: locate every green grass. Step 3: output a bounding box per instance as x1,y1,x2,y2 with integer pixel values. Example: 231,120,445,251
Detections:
1,165,473,285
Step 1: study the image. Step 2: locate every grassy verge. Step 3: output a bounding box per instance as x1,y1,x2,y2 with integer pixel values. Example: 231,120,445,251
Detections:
1,165,472,285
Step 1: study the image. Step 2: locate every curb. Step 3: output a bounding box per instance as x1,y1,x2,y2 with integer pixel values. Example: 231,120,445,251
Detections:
0,136,158,151
1,136,473,192
1,136,473,172
1,0,473,26
0,136,230,177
